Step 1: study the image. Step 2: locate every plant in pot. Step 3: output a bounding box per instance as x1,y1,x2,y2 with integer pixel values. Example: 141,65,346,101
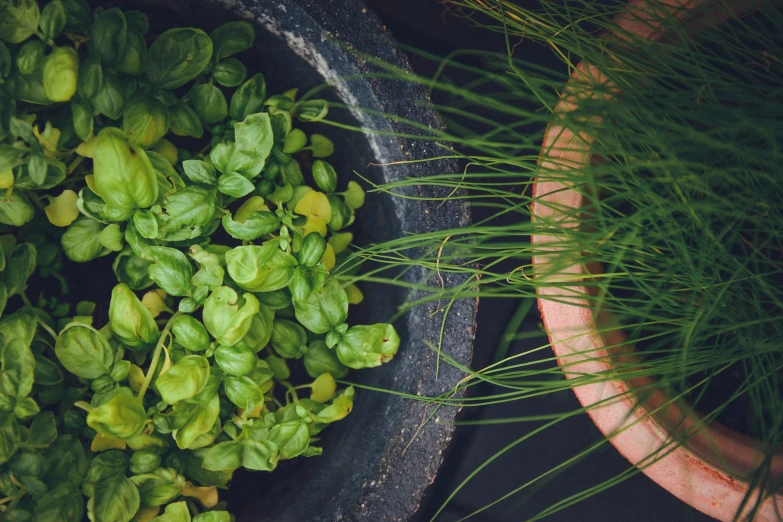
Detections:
334,0,783,519
0,1,476,521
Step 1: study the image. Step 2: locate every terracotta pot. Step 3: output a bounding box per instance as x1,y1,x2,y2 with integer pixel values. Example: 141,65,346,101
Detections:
531,1,783,520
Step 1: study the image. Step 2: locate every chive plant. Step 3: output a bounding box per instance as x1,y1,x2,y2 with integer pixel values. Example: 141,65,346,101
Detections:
328,0,783,519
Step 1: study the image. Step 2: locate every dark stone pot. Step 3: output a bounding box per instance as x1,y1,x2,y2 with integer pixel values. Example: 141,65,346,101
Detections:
123,0,477,520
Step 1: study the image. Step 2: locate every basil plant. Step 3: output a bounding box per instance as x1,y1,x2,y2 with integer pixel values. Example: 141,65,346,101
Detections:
0,1,398,520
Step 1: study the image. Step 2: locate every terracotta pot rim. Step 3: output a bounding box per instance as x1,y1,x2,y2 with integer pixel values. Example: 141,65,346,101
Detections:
531,0,783,520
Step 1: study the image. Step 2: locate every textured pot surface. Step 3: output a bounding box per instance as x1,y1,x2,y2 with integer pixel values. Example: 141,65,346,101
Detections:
532,1,783,520
119,0,477,520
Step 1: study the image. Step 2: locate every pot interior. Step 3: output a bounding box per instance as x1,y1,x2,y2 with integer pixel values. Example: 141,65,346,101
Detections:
99,1,475,520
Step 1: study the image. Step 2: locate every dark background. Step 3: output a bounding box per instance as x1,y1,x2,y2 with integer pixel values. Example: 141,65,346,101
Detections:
364,1,714,521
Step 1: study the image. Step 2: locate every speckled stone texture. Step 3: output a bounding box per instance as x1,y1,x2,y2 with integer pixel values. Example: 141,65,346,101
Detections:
126,0,477,520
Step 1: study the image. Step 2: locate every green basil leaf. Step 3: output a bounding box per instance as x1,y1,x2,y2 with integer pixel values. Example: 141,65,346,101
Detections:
259,355,287,382
86,450,128,483
308,133,334,158
193,512,231,522
201,440,241,472
241,439,279,471
336,324,400,369
1,339,34,399
222,375,263,409
124,11,149,34
156,355,210,405
15,40,45,75
222,210,280,241
109,283,160,350
61,217,109,262
0,189,35,227
132,474,181,507
144,246,193,297
33,355,63,386
234,112,274,157
172,393,219,450
90,7,127,65
269,110,292,142
98,223,124,252
0,42,9,77
116,31,147,76
28,153,46,186
269,319,308,359
210,21,254,60
225,243,297,293
24,412,57,448
129,451,160,475
217,172,254,198
314,386,354,424
71,97,94,142
0,310,37,347
91,475,140,522
54,322,113,379
0,415,20,465
213,58,246,87
87,391,147,440
188,83,227,124
133,209,159,240
61,0,90,33
40,1,66,41
312,160,338,193
240,305,274,352
189,244,224,290
229,73,266,122
124,223,156,258
182,159,216,185
4,72,49,105
0,0,40,44
123,95,170,148
146,28,213,89
264,94,294,112
147,500,190,522
13,395,39,419
169,101,203,139
171,315,210,352
42,433,87,484
162,185,217,229
214,344,256,377
34,483,83,521
268,417,309,459
0,144,25,172
209,142,232,173
282,128,306,154
293,278,348,334
343,181,366,210
113,247,154,291
202,287,260,346
110,360,131,382
296,99,329,122
212,142,265,179
91,72,126,120
303,341,349,379
3,242,36,296
93,127,158,220
297,232,327,267
246,359,273,387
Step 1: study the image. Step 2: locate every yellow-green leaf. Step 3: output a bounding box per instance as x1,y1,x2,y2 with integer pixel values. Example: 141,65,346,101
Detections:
44,189,79,227
294,191,331,222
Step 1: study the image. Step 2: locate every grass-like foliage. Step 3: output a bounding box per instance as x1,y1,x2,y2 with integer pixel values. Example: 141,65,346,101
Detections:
326,0,783,519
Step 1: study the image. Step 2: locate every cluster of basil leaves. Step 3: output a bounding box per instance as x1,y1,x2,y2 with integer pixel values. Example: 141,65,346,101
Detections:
0,1,401,521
